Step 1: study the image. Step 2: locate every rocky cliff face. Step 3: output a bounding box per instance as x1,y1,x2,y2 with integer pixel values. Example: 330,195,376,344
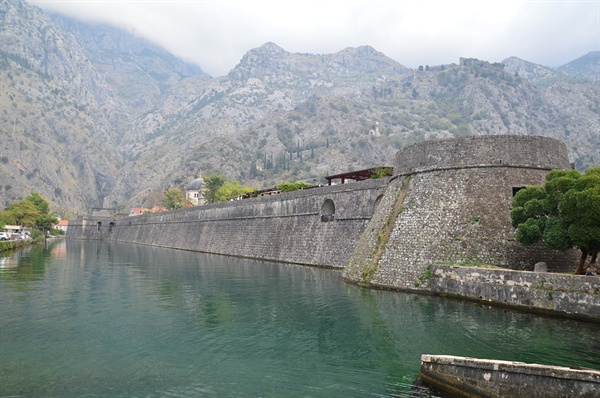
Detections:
50,14,208,117
0,0,598,214
0,0,123,212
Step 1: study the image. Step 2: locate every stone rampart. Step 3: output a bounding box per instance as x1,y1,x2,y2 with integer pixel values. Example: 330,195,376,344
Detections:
67,179,389,268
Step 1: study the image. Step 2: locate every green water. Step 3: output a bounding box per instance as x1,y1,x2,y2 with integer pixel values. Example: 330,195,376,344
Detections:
0,240,598,397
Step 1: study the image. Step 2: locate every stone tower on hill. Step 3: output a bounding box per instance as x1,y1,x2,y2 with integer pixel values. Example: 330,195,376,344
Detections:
343,135,578,291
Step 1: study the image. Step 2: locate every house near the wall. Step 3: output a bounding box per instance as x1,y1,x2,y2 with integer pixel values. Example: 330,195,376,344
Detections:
55,219,68,233
185,176,204,206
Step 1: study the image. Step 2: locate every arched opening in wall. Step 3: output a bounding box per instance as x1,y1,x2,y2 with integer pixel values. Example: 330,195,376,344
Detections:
373,194,384,213
321,199,335,222
97,221,102,231
109,222,115,233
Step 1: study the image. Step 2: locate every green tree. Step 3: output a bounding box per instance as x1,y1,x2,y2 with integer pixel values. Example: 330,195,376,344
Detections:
25,192,50,215
203,174,225,204
25,192,58,230
370,167,393,179
276,181,311,192
162,188,186,210
511,167,600,274
215,181,254,202
36,214,59,231
3,200,40,228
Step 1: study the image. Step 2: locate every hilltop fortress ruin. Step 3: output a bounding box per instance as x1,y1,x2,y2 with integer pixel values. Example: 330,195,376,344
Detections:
68,135,599,320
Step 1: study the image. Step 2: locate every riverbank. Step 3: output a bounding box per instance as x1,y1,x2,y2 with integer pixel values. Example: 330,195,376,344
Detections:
0,236,56,252
0,239,36,252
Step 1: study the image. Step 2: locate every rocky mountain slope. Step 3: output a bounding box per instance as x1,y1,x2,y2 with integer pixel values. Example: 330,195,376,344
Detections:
0,0,124,213
558,51,599,81
50,14,208,118
0,0,598,214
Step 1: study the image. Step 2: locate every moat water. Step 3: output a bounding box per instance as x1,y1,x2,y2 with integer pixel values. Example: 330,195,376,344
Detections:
1,240,599,397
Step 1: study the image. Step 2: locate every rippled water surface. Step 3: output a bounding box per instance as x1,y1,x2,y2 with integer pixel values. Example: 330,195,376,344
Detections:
1,240,598,397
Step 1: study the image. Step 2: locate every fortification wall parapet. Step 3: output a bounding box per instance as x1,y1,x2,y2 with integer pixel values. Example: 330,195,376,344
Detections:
420,355,600,398
394,135,571,176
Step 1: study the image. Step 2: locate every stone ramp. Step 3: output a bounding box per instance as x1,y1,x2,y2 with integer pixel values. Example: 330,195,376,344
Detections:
420,354,600,398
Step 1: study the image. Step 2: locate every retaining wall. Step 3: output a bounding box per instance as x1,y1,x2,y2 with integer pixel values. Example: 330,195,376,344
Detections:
67,179,388,268
429,265,600,321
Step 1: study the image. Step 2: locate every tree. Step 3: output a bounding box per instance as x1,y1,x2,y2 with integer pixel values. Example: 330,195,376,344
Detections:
370,167,393,179
162,188,186,210
203,174,225,204
25,192,50,215
3,200,40,228
215,181,254,202
0,193,57,231
25,192,57,230
36,214,59,231
276,181,311,192
511,167,600,274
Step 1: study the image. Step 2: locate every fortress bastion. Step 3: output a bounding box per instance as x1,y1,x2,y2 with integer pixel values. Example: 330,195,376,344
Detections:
343,135,578,291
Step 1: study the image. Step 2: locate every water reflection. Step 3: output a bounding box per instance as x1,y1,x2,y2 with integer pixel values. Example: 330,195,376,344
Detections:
0,240,598,397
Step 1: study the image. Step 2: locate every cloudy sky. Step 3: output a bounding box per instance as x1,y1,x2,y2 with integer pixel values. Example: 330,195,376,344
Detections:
30,0,599,77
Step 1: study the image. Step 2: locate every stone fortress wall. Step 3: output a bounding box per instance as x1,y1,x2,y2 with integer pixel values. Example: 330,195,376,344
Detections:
67,178,389,269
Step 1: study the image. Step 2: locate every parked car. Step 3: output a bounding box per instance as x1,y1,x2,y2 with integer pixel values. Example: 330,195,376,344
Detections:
0,232,9,241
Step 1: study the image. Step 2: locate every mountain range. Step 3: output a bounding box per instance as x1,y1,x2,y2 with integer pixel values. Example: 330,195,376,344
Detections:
0,0,598,215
